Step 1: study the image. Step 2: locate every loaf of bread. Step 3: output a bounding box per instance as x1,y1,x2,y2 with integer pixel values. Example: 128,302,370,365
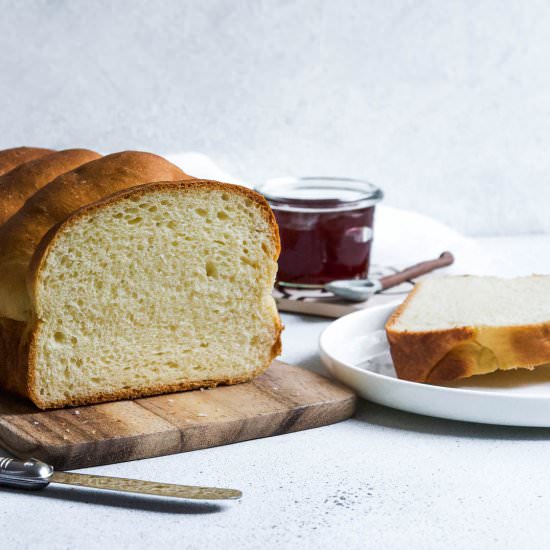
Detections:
385,276,550,383
0,147,55,176
0,151,281,409
0,149,101,224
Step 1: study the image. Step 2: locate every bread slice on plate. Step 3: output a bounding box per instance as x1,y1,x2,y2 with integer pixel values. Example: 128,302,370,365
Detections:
0,147,55,177
385,275,550,383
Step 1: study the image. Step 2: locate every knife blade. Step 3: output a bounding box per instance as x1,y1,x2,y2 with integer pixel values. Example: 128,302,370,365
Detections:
50,471,241,500
0,457,242,501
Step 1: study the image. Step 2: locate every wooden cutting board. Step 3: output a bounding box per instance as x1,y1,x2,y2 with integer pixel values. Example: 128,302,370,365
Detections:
0,361,356,470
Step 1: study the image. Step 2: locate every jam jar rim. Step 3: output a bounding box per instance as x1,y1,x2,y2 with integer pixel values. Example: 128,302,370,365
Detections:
255,176,384,213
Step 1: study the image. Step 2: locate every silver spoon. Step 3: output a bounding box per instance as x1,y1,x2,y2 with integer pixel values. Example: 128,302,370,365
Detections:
278,251,454,302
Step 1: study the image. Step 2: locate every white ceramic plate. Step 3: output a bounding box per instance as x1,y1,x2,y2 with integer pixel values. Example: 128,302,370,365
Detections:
319,302,550,426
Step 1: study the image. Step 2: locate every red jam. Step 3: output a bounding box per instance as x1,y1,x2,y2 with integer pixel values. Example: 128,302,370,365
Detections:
256,178,383,285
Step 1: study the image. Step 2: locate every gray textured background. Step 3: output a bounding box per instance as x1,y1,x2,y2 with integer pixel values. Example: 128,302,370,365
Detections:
1,0,549,236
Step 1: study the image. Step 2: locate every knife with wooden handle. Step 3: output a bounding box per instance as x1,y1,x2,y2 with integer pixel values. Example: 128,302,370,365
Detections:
0,457,241,500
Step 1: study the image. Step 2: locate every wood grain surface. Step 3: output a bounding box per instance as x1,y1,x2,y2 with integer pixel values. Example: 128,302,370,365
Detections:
0,361,357,470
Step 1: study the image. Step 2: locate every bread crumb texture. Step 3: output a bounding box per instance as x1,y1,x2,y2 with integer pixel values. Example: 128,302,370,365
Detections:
392,275,550,330
30,184,281,407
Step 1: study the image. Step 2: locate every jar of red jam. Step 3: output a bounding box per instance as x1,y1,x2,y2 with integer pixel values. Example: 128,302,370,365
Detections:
256,177,383,285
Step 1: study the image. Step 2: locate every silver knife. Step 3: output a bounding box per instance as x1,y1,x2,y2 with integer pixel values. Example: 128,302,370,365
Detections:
0,457,242,501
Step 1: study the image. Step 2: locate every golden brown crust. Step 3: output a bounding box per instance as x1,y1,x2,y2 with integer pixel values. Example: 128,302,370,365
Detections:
0,147,55,177
386,282,550,383
0,149,101,225
5,179,282,410
386,327,475,382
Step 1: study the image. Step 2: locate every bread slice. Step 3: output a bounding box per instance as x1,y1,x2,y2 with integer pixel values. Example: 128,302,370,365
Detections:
10,180,281,409
0,147,55,177
0,151,189,322
0,149,101,224
385,276,550,383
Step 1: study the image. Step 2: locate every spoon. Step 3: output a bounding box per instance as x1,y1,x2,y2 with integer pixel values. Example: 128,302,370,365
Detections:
278,251,454,302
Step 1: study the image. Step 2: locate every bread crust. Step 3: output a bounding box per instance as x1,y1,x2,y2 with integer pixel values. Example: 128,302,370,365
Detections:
386,281,550,383
0,149,101,225
0,147,55,177
6,180,282,410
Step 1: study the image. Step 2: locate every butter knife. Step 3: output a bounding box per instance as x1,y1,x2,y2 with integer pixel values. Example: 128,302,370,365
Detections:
0,457,242,500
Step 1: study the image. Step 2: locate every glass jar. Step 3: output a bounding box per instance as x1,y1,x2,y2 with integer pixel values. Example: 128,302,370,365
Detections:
256,177,383,285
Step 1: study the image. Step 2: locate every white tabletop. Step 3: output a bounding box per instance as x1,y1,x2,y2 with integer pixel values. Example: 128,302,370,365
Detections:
3,235,550,550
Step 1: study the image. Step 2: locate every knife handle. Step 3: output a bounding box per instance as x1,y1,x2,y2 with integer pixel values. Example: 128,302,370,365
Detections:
0,457,53,490
379,251,454,290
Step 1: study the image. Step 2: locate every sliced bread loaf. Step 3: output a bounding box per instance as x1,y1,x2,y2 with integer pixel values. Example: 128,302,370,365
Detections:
0,147,55,176
0,151,189,322
385,276,550,383
9,180,281,409
0,149,101,224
